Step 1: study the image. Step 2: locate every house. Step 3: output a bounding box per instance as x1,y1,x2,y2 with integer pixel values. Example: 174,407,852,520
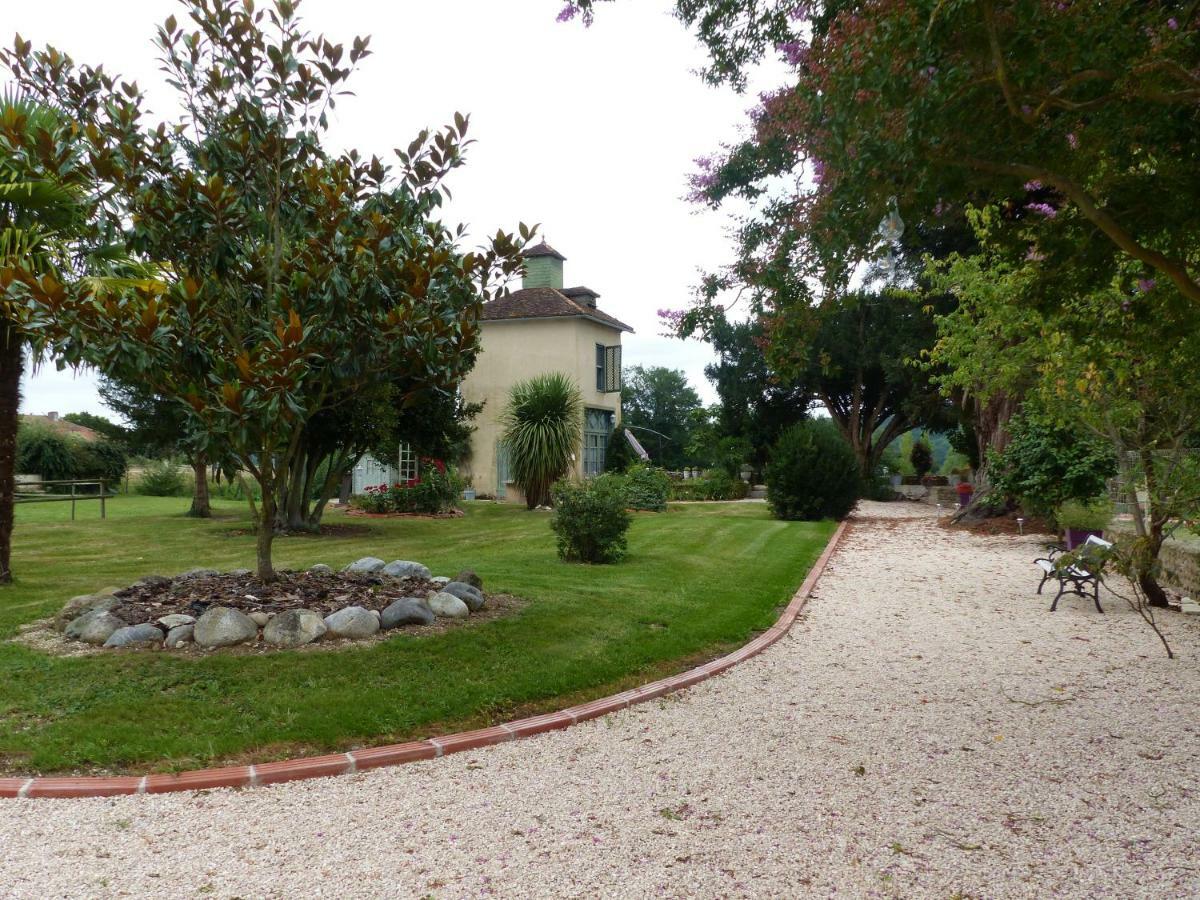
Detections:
350,241,632,501
19,412,102,442
460,241,632,501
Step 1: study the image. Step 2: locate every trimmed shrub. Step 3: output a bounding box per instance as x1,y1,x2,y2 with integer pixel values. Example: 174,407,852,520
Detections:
910,436,934,477
669,470,751,501
550,475,631,563
989,413,1116,521
623,464,670,511
765,420,859,521
136,460,191,496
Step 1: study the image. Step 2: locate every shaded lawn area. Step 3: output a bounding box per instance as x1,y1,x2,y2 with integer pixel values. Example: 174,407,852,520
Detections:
0,496,834,775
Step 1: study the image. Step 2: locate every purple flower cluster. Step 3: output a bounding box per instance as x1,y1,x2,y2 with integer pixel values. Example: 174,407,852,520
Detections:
789,2,814,20
555,3,578,23
657,308,687,337
1137,278,1157,293
1024,180,1043,191
1026,202,1058,219
776,40,809,67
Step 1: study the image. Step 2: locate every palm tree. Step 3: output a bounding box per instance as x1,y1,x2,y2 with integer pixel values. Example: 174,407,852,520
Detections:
500,372,583,509
0,93,91,582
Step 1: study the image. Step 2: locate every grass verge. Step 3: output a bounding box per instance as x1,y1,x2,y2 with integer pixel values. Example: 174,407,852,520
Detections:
0,495,834,774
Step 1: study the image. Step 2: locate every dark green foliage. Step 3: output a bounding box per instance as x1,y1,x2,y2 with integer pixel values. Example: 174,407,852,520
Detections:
948,422,981,472
17,425,76,481
765,420,859,521
355,467,463,515
17,424,127,486
550,475,631,563
623,464,671,512
620,366,705,471
604,427,640,473
910,437,934,477
703,317,809,476
135,460,190,497
990,414,1117,521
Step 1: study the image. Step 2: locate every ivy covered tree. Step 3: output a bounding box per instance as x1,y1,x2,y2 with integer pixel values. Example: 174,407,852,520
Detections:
4,0,528,578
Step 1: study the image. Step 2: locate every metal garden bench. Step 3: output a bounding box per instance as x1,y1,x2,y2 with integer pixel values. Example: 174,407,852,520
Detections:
1034,534,1112,613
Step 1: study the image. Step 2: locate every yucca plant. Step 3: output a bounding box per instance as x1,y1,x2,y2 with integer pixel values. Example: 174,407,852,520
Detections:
501,372,583,509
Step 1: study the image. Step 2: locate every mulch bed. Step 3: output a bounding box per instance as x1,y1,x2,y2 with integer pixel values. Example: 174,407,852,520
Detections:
939,509,1055,537
111,570,484,623
343,508,465,520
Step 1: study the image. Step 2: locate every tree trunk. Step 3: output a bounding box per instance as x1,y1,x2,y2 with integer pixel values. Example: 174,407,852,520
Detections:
0,323,22,584
256,485,277,581
188,452,211,518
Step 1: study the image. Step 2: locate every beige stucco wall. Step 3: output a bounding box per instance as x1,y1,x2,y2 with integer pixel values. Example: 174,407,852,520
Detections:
460,316,623,502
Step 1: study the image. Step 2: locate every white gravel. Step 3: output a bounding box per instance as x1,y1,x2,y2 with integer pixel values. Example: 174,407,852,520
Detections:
3,501,1199,899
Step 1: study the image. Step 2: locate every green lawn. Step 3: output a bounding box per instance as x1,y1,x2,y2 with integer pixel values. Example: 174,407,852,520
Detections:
0,495,834,775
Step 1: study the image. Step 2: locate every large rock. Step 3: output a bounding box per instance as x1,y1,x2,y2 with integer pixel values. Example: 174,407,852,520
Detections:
381,560,431,580
227,568,253,578
194,607,259,648
343,557,386,575
103,623,164,649
55,594,121,631
157,614,195,629
323,606,380,639
380,598,435,629
263,609,326,648
440,581,485,612
165,624,194,648
64,609,125,645
308,563,333,575
428,591,469,619
134,574,172,589
455,569,483,590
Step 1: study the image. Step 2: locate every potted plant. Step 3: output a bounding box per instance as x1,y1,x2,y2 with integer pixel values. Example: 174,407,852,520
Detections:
1057,497,1113,549
955,480,974,507
462,478,476,502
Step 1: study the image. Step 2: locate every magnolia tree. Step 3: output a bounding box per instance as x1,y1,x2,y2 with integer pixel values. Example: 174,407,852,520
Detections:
4,0,529,579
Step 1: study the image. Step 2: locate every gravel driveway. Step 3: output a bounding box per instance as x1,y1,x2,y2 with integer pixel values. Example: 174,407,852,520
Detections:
3,502,1198,899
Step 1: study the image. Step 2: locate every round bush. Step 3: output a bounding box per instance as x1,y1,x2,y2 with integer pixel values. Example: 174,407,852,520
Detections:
550,475,631,563
623,464,671,511
136,460,192,497
765,421,859,521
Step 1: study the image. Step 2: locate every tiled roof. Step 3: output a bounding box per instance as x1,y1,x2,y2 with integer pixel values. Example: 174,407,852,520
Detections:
20,415,102,441
561,285,600,302
482,287,633,333
523,241,566,261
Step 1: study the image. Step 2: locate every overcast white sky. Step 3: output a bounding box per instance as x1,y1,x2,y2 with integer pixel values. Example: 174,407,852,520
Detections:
9,0,779,420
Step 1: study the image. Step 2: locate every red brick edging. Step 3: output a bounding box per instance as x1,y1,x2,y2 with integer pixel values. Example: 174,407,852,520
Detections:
1,520,848,800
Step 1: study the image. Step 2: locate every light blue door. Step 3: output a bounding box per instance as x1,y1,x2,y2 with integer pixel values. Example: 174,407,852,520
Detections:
496,442,511,500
